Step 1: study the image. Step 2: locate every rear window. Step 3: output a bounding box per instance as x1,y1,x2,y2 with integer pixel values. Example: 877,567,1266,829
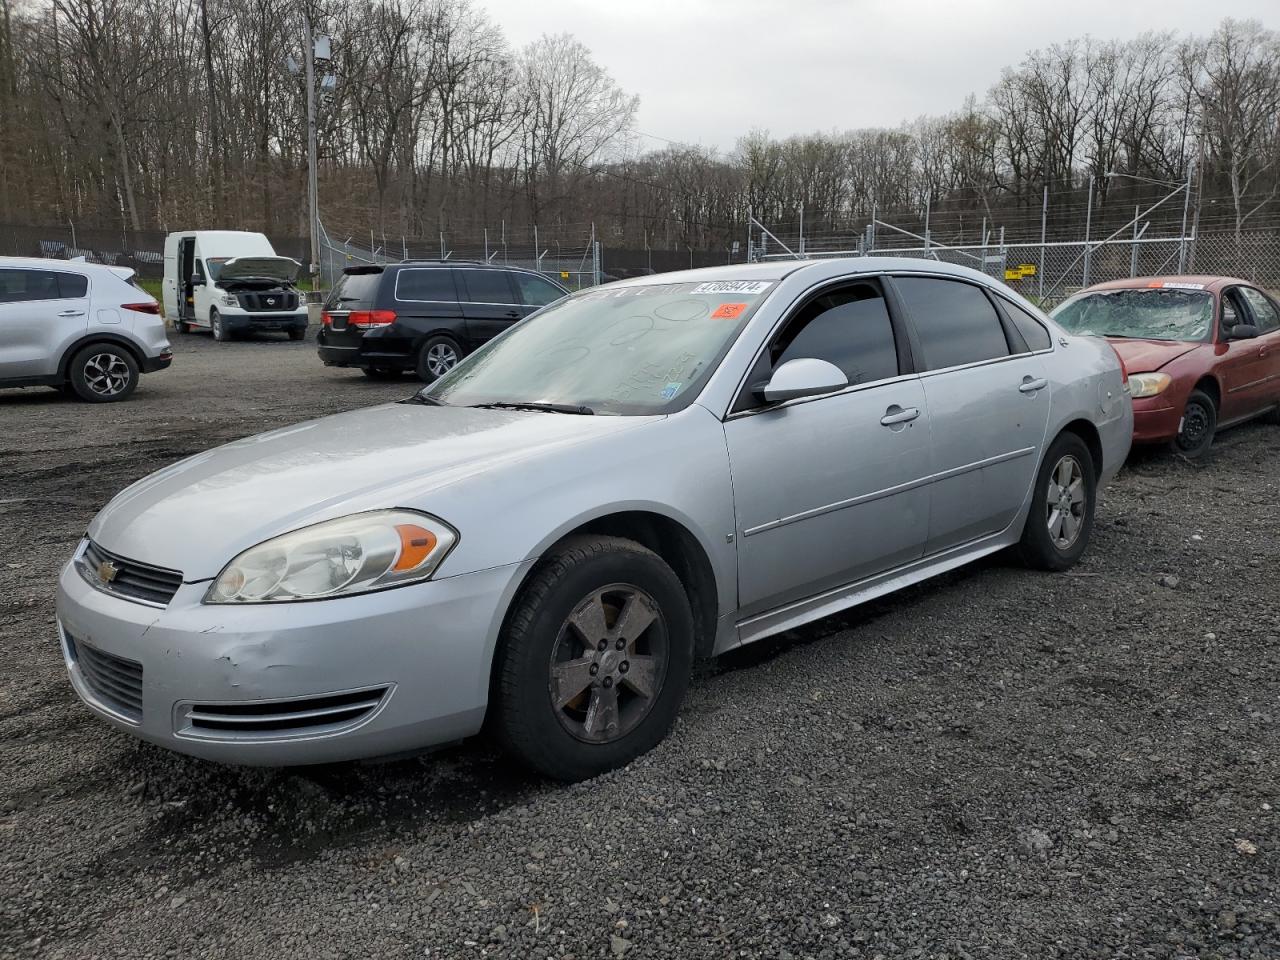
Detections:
1001,299,1052,352
0,268,86,303
458,269,516,304
326,270,383,310
396,268,459,303
894,276,1010,369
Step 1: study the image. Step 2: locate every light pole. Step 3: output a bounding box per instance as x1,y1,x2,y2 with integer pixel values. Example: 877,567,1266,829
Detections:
290,19,330,288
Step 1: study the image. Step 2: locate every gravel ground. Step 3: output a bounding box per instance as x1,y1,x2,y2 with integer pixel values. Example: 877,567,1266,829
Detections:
1,330,1277,960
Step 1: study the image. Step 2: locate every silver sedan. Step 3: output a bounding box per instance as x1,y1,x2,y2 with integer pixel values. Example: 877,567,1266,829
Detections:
56,258,1132,780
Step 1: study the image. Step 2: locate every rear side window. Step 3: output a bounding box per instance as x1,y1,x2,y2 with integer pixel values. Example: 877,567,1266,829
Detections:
1240,287,1280,333
513,273,567,307
58,273,89,298
326,270,383,310
894,277,1010,370
774,283,899,386
0,268,71,303
1001,299,1052,352
396,268,458,303
458,269,516,304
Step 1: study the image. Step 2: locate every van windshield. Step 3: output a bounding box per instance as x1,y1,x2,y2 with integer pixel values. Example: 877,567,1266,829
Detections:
205,258,231,281
422,280,777,415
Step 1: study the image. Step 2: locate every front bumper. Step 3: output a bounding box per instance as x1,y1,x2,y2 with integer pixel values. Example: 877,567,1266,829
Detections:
1131,394,1182,444
56,553,533,765
220,310,308,332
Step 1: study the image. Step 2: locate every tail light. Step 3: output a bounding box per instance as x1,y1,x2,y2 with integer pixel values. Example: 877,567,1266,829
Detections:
349,310,397,328
1109,344,1130,392
321,311,333,327
122,301,160,315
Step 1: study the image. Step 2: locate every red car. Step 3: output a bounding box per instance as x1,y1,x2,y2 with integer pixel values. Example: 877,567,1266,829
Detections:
1051,276,1280,457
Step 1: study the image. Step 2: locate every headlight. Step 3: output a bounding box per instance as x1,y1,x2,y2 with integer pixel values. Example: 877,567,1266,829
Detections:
206,510,457,603
221,295,238,307
1127,372,1172,398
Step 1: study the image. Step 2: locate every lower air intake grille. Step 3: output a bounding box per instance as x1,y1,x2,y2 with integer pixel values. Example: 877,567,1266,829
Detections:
180,687,389,740
71,636,144,721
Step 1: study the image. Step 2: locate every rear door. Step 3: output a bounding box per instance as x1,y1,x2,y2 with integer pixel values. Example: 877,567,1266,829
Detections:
1217,286,1270,420
456,268,522,345
1236,286,1280,410
888,274,1051,555
0,268,89,379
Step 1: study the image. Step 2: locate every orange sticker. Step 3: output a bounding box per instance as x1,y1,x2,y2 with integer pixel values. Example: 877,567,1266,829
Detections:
711,302,747,319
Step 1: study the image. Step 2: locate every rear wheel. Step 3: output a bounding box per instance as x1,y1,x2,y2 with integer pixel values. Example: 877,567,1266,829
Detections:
492,535,694,781
1172,389,1216,458
1016,432,1096,571
68,343,139,403
211,309,230,342
415,334,462,383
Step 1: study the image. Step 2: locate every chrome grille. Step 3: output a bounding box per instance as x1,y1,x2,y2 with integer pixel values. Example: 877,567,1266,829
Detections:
69,635,143,721
79,540,183,606
180,687,389,740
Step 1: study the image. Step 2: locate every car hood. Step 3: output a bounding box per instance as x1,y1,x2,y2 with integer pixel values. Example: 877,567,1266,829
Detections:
215,257,300,283
1105,337,1201,373
88,403,657,579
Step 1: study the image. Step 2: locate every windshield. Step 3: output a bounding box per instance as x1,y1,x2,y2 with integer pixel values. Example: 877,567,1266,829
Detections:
1051,288,1214,342
205,257,230,281
423,279,777,415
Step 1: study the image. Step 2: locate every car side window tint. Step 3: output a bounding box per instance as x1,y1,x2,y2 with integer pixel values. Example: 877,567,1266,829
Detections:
397,268,458,303
1221,290,1240,332
58,272,89,299
0,268,63,304
1001,299,1052,352
1240,287,1280,333
513,273,565,307
771,283,899,387
894,277,1010,370
459,269,517,304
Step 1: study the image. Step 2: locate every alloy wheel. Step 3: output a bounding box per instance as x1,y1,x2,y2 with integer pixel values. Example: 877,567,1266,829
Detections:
548,584,668,744
1045,454,1086,550
82,353,132,397
426,343,458,377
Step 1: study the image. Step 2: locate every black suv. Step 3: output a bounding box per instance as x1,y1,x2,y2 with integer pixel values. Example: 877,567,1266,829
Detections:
317,261,570,381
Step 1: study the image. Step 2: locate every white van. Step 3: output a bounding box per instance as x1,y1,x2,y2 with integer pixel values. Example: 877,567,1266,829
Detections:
163,231,309,341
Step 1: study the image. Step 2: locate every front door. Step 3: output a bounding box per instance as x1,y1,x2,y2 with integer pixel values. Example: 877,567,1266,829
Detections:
457,268,522,346
724,278,932,619
0,268,88,379
888,274,1051,554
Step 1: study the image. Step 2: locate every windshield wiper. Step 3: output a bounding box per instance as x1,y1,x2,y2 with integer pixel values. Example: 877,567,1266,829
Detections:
473,401,595,415
403,392,447,406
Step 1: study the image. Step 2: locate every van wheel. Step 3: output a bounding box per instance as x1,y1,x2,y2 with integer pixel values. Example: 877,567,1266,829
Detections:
1172,389,1216,458
492,536,695,782
415,335,462,382
68,344,139,403
1016,432,1096,571
211,310,230,342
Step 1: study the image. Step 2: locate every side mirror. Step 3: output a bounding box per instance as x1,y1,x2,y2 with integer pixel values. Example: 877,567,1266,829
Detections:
1228,323,1259,340
758,358,849,404
190,273,206,287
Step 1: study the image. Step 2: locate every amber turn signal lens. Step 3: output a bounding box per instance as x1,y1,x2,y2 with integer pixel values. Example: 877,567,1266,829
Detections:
392,524,438,571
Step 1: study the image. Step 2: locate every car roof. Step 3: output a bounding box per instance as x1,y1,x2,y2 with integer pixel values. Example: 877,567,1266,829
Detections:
0,255,123,275
349,260,558,280
1082,275,1249,294
607,256,1001,289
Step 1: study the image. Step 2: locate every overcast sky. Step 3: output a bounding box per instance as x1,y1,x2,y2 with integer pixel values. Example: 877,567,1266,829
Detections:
483,0,1278,153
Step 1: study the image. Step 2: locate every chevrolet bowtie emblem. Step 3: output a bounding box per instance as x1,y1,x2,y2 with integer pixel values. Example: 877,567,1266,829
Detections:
97,559,119,583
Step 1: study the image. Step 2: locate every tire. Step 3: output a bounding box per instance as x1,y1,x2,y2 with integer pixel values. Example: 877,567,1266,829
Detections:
1172,389,1216,458
492,535,695,782
68,343,139,403
361,367,402,380
414,334,462,383
1016,432,1096,571
288,327,306,341
174,318,190,335
211,309,232,342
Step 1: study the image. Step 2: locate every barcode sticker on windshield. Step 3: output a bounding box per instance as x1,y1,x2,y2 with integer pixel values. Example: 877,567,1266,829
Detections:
1151,281,1205,290
690,281,772,295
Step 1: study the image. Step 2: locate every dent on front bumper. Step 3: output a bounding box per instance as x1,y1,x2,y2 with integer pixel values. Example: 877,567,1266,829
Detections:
56,555,533,765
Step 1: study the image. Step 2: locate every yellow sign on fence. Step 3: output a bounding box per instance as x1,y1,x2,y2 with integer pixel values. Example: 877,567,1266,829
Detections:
1004,264,1038,281
561,271,570,280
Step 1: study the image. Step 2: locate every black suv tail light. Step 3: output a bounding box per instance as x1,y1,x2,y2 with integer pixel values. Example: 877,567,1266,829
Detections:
349,310,397,328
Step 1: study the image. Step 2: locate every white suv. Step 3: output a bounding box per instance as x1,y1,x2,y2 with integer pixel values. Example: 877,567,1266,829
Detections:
0,257,172,402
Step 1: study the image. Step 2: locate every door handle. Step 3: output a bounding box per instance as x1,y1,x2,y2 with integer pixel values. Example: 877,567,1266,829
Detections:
1019,376,1049,393
57,310,86,317
880,405,920,426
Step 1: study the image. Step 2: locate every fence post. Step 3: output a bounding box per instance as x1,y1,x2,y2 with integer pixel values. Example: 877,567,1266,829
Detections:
1038,185,1047,302
484,228,489,262
799,207,804,258
1082,174,1094,288
1130,205,1139,278
923,196,930,258
1178,160,1193,273
534,225,539,273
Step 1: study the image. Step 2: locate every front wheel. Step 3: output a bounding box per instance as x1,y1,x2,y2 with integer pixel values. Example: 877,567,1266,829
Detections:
492,535,694,781
1016,432,1096,571
211,309,230,342
1172,389,1217,458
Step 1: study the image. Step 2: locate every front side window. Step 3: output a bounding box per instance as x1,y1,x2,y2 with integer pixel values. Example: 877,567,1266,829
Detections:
1001,299,1053,352
514,273,567,307
459,269,516,304
1239,287,1280,333
0,268,69,304
774,283,899,385
1051,288,1214,342
425,280,777,415
396,268,458,303
894,276,1010,369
